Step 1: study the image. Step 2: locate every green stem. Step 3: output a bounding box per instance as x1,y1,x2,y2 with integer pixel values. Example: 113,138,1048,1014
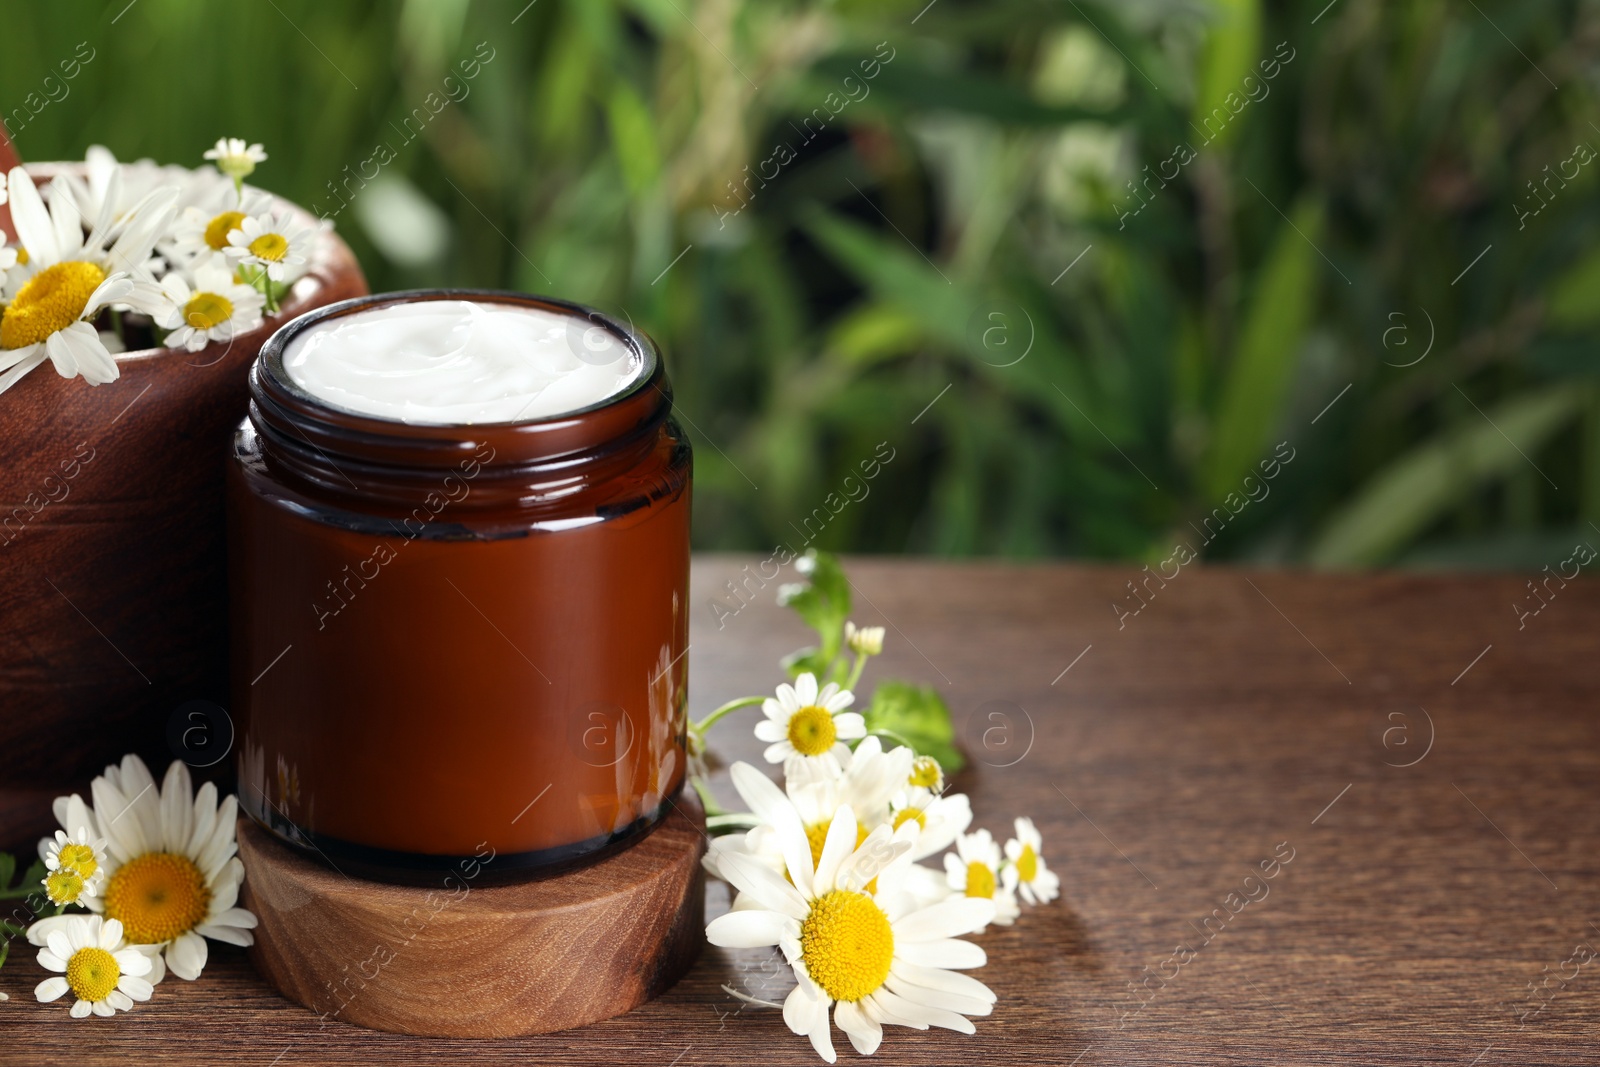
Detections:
844,651,869,691
691,774,726,819
692,695,765,735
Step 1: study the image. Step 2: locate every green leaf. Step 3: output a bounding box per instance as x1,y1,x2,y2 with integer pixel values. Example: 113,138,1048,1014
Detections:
1202,197,1322,501
863,680,965,773
1544,246,1600,330
0,853,13,892
808,52,1130,128
605,83,662,196
1192,0,1262,150
1309,386,1583,567
779,551,853,675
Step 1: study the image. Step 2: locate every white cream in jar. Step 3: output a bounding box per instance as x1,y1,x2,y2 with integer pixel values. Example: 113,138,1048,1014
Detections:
282,299,641,424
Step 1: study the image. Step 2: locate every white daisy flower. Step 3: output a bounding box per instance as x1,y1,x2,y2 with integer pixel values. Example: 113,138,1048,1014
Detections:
943,829,1019,930
165,183,270,266
33,915,155,1018
0,167,174,396
41,826,108,906
755,672,865,775
29,755,258,983
1004,817,1060,906
907,753,944,793
224,210,309,283
844,621,885,656
155,260,265,352
707,737,913,886
707,763,997,1062
204,137,268,182
889,786,972,862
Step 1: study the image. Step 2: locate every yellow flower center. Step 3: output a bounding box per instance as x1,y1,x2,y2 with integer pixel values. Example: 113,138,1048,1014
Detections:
787,705,837,757
805,818,870,870
66,946,120,1003
102,852,211,945
799,889,894,1003
204,210,247,250
183,291,235,331
247,232,289,262
1,261,106,350
908,756,942,790
45,869,85,905
58,843,99,879
1017,843,1039,883
892,807,926,832
964,861,996,899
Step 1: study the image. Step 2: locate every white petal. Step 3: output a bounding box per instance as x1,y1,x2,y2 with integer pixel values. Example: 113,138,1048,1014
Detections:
45,930,73,963
113,947,152,977
92,779,146,862
186,781,220,857
783,979,821,1038
34,976,69,1003
896,937,986,969
884,972,993,1017
889,966,985,1004
869,986,974,1032
714,847,809,921
105,186,179,274
47,323,118,386
705,909,788,949
160,760,194,853
99,918,123,949
105,989,132,1012
167,930,208,980
762,741,793,764
70,998,93,1018
753,719,786,743
9,168,60,265
91,999,114,1016
804,992,836,1063
893,897,995,943
793,674,819,706
117,974,153,1001
832,713,866,740
27,915,73,948
196,922,254,947
834,999,882,1056
729,762,812,897
813,803,858,895
37,949,67,973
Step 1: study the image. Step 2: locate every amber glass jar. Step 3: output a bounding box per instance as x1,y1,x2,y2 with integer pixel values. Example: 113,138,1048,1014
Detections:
228,290,690,884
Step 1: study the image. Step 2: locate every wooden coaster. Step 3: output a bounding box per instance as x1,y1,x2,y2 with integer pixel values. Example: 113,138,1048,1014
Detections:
238,794,706,1037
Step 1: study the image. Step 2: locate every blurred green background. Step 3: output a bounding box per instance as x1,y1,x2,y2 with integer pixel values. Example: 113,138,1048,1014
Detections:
2,0,1595,569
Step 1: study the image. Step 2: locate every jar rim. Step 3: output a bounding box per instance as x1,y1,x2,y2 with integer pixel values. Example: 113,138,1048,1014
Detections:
257,288,658,429
247,289,673,477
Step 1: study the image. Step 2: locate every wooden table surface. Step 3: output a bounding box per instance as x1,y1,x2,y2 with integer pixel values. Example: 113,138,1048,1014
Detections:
3,555,1598,1064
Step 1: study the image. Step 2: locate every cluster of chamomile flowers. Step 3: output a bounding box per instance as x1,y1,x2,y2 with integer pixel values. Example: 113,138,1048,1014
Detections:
0,137,318,397
9,756,257,1018
699,623,1058,1063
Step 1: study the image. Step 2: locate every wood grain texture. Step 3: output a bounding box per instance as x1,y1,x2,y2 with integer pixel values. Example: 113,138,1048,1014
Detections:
238,795,706,1038
2,556,1598,1065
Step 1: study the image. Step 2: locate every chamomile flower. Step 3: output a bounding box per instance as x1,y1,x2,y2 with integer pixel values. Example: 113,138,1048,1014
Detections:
709,736,912,882
706,763,997,1063
755,672,865,774
943,830,1019,931
204,137,267,184
166,184,269,266
844,621,885,656
41,827,107,906
64,145,210,228
0,167,173,395
156,260,265,352
29,755,258,983
33,915,155,1018
889,786,972,862
224,210,309,282
907,754,944,793
1004,817,1059,906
